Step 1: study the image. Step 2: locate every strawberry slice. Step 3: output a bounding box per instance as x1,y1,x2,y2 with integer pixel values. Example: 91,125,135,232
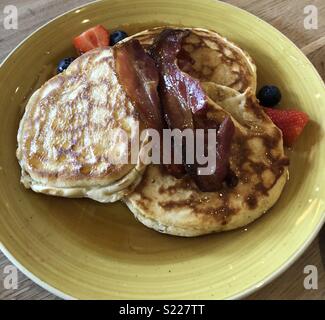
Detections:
264,108,309,147
73,25,110,54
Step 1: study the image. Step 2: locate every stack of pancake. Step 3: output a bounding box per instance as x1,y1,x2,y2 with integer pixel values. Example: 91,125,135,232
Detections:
17,27,289,236
17,47,150,203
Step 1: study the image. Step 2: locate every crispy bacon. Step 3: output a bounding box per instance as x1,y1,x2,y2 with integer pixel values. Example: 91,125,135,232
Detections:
114,39,163,131
215,117,235,182
150,29,235,191
191,116,235,191
149,29,207,129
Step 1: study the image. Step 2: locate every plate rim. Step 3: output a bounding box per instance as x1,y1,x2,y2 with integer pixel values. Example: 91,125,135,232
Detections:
0,0,324,300
0,0,103,301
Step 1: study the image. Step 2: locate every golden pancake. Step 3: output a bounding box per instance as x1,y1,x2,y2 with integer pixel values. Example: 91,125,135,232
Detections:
17,47,148,203
125,84,289,236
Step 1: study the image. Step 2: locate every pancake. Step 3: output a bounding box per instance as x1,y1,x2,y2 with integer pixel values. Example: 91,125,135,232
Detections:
17,47,149,203
124,84,289,236
125,27,257,93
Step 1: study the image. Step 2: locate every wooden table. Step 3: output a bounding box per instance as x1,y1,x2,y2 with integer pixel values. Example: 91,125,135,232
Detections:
0,0,324,300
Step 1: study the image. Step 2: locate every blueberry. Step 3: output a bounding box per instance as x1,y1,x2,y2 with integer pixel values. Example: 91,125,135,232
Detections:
57,57,75,74
110,30,128,46
257,85,282,107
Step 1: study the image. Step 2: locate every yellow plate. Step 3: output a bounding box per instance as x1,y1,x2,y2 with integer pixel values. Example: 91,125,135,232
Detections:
0,0,324,299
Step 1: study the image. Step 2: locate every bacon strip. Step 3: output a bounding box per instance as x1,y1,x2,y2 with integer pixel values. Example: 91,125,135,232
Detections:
149,29,207,129
150,29,235,191
192,116,235,191
114,39,163,131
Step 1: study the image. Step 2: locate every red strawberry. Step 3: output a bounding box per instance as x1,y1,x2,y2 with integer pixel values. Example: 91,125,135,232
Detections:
264,108,309,147
73,25,110,54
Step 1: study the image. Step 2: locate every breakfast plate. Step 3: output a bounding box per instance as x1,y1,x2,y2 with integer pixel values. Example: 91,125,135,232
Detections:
0,0,324,299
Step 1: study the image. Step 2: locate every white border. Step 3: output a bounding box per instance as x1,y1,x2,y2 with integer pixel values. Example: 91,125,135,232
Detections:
0,0,324,300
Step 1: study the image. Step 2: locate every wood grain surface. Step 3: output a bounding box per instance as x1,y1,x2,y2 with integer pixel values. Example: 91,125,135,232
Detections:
0,0,324,300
